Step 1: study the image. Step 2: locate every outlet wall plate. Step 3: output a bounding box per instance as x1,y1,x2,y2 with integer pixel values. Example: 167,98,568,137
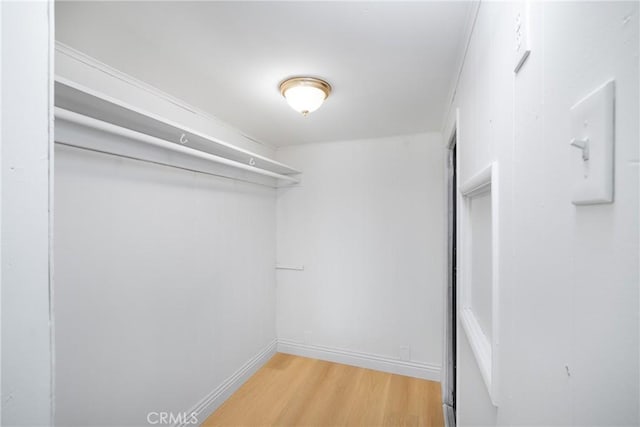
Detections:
569,80,615,205
303,330,312,345
399,346,411,361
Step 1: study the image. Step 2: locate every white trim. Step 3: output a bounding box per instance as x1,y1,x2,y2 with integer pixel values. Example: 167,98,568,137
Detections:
277,339,441,382
177,339,277,427
441,110,459,417
275,264,305,271
56,42,199,114
442,1,481,129
0,2,3,423
54,78,299,175
460,165,492,197
47,0,56,424
459,162,500,406
443,404,456,427
459,308,491,384
55,108,300,184
55,42,275,151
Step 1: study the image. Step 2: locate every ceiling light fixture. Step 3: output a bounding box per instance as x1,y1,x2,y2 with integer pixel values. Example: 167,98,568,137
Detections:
280,77,331,117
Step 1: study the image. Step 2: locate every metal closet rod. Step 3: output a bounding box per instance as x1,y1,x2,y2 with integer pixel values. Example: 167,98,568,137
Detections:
55,141,280,189
54,107,300,184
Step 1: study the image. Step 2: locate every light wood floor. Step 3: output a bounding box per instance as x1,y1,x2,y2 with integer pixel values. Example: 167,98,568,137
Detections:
202,353,444,427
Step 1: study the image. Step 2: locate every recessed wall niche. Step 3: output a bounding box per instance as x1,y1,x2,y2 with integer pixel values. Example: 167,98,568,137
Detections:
459,162,500,406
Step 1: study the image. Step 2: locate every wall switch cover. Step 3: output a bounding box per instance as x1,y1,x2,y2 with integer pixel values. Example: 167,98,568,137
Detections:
569,80,615,205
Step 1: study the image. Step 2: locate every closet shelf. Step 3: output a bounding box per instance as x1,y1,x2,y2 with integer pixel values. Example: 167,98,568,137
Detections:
54,79,301,180
56,108,300,183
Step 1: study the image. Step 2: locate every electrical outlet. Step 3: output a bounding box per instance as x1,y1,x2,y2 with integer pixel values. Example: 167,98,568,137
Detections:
399,345,411,361
303,330,312,345
514,1,531,73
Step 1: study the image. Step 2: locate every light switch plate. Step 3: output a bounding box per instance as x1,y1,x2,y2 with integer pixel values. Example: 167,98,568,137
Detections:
570,80,615,205
514,1,531,73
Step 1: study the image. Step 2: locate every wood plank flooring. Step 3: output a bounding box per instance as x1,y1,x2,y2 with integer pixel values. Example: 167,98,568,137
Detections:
202,353,444,427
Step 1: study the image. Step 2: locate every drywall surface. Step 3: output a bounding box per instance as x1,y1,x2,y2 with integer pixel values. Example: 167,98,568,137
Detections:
445,2,639,425
54,1,471,147
55,43,275,158
1,2,53,425
469,192,492,340
54,142,276,425
276,133,445,374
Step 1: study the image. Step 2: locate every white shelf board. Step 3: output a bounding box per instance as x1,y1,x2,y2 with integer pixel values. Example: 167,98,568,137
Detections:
54,78,301,177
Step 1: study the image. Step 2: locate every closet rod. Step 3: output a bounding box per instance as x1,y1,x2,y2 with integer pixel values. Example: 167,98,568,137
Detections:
55,107,300,184
56,142,278,189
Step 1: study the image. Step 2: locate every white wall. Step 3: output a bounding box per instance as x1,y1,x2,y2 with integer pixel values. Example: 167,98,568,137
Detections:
469,192,492,341
276,133,445,377
51,41,282,425
1,2,53,425
54,141,276,425
55,43,276,159
446,1,639,425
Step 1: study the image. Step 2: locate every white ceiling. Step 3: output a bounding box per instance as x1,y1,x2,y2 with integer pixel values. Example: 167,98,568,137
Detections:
56,1,472,147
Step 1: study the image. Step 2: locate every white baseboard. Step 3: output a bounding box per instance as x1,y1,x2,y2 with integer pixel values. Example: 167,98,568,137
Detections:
178,339,277,427
277,339,441,382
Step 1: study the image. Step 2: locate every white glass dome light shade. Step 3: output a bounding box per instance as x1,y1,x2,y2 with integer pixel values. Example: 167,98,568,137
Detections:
283,85,326,116
280,77,331,116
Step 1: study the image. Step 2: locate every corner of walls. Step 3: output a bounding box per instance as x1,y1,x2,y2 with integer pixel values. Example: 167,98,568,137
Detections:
277,339,441,382
440,1,481,135
274,132,445,381
178,339,277,426
53,42,279,426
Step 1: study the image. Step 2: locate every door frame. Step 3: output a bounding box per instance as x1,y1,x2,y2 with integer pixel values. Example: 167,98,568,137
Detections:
442,110,459,426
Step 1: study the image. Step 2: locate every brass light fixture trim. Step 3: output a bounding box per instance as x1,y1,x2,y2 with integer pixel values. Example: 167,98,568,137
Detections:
279,77,332,98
